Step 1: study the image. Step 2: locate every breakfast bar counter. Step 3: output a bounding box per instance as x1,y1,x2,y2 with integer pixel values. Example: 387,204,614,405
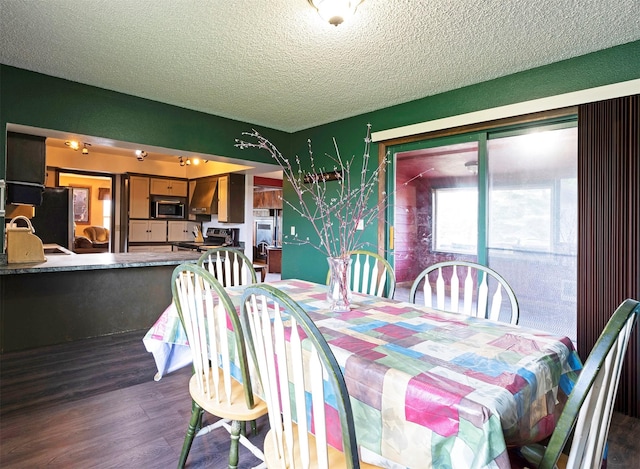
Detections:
0,251,201,353
0,251,201,275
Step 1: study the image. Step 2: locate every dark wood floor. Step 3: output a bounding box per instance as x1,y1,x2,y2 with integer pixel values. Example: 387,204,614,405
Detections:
0,331,266,468
1,331,638,468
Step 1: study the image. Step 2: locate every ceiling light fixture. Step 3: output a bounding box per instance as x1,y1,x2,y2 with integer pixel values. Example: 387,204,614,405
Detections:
308,0,364,26
465,160,478,175
179,156,185,166
135,150,147,161
81,143,91,155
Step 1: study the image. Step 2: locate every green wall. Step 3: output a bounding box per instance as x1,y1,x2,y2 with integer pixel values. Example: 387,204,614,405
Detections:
2,40,640,280
0,65,288,253
0,65,289,162
282,40,640,282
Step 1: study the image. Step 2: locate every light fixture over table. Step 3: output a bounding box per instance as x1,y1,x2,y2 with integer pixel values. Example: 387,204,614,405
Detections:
308,0,364,26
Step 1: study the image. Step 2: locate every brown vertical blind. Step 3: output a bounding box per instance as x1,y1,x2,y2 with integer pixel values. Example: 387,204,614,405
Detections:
577,94,639,417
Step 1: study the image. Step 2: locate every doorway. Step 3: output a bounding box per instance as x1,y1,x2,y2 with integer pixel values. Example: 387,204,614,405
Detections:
57,171,114,253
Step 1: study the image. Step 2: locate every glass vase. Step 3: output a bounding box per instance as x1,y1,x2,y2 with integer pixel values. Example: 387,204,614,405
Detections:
327,256,352,312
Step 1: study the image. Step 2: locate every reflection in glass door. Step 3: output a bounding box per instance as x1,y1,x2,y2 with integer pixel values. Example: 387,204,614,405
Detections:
393,138,480,284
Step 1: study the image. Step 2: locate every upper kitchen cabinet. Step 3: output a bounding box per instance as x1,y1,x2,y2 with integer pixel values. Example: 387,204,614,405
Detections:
129,175,150,219
217,173,245,223
150,177,188,197
5,132,46,205
253,187,283,209
189,173,245,223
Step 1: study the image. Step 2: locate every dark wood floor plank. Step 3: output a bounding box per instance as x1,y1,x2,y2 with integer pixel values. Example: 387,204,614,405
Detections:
0,329,637,468
0,330,157,417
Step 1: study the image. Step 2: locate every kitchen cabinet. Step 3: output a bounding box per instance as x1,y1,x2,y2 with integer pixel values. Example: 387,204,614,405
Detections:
150,178,188,197
168,221,200,242
128,220,167,242
267,247,282,274
129,176,150,219
217,173,245,223
6,132,46,205
253,188,283,209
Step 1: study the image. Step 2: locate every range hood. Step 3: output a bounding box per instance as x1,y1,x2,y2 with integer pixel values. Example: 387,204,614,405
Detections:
189,177,217,215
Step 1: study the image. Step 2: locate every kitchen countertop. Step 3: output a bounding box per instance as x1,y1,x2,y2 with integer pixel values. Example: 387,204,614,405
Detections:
171,241,246,252
171,241,210,251
0,251,201,275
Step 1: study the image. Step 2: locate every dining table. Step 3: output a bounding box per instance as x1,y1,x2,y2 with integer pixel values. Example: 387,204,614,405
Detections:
143,279,582,469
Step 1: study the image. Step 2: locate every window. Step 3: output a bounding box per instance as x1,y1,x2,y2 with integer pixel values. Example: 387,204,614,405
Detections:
433,187,477,253
489,187,552,251
102,199,111,231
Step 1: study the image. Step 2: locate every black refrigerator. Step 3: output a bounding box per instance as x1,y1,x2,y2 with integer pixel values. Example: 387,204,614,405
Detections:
30,187,74,250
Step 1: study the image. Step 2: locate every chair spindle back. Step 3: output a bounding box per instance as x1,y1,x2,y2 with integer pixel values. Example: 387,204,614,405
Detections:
197,247,257,287
241,284,362,469
172,263,255,408
410,261,519,325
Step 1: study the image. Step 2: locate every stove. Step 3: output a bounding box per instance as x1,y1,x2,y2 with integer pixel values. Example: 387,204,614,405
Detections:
204,227,239,246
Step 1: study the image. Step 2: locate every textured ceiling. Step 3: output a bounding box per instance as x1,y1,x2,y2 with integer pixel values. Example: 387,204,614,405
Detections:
1,0,639,133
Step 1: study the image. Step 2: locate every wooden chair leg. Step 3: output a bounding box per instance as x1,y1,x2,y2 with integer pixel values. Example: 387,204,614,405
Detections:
178,403,203,469
228,420,242,469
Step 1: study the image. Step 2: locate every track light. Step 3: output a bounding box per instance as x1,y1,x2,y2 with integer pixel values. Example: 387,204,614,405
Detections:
191,157,209,165
179,156,185,166
135,150,147,161
66,140,91,154
65,140,80,150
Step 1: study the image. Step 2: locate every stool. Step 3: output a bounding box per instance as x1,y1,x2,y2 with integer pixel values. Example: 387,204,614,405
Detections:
253,263,268,282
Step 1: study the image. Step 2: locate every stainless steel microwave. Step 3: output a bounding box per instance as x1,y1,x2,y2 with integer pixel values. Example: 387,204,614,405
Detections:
151,196,186,219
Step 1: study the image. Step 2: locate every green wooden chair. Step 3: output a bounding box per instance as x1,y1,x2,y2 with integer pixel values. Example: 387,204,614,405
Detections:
409,260,520,325
325,250,396,299
509,298,639,469
172,263,267,469
240,284,380,468
197,246,257,287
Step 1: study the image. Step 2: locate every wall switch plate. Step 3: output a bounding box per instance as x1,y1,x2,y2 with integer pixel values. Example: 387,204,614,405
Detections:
357,219,364,230
290,226,296,235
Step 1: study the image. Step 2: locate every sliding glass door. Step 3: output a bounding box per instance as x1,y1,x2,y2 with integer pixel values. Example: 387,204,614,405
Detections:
485,124,577,338
390,119,577,340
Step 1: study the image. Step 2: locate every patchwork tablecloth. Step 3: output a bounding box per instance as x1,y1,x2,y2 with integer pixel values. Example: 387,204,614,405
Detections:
144,279,581,469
